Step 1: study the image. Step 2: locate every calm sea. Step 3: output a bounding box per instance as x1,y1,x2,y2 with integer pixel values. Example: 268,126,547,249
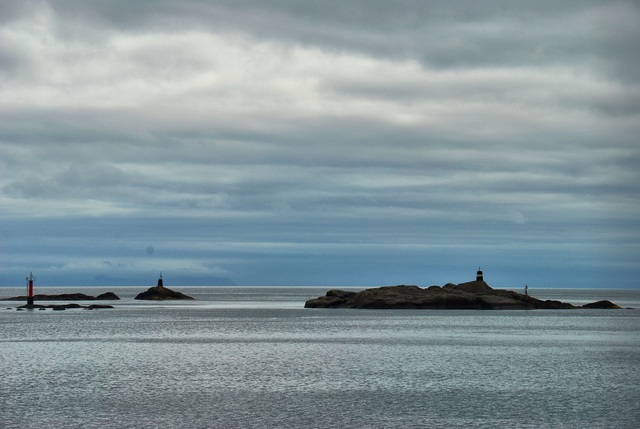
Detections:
2,287,639,429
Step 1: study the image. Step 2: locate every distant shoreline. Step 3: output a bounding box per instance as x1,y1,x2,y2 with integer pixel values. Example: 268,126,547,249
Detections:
1,285,639,289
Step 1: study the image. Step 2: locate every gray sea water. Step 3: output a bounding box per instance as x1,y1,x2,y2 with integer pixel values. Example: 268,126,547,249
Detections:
2,287,639,429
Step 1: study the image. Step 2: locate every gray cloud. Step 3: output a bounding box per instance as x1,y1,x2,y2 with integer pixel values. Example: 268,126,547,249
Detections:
1,1,638,287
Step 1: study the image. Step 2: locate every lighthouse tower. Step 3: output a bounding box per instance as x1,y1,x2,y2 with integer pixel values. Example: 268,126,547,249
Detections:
476,267,484,282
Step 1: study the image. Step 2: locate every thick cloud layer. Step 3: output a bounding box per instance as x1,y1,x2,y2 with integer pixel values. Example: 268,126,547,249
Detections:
1,1,638,287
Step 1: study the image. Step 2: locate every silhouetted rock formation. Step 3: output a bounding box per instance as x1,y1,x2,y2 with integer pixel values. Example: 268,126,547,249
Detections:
16,303,114,310
134,284,194,300
1,292,120,301
95,292,120,300
580,300,622,309
85,304,115,310
304,281,622,310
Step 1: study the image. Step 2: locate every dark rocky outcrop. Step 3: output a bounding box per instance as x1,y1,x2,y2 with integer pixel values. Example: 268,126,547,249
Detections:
304,281,623,310
134,284,194,300
95,292,120,300
580,300,622,309
135,275,194,300
85,304,115,310
1,292,120,301
17,303,114,310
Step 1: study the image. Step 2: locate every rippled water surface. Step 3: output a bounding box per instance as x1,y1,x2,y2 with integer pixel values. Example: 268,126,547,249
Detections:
2,287,639,428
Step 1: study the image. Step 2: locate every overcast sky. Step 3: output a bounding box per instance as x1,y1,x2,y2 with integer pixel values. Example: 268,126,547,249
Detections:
1,1,639,288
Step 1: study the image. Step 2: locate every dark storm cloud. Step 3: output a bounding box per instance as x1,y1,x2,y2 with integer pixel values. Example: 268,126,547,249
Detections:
1,1,638,286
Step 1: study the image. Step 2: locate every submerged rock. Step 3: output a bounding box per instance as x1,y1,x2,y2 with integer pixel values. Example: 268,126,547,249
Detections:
305,281,623,310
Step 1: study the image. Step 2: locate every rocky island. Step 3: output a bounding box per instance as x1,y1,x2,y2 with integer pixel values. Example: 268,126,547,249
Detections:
305,270,622,310
15,303,114,311
134,275,194,300
1,292,120,301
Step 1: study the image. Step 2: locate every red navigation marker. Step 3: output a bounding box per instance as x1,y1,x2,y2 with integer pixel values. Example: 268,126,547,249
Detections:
26,272,34,306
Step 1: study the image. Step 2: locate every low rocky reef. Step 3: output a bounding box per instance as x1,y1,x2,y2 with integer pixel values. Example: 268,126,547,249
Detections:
1,292,120,301
134,284,194,300
305,281,623,310
13,303,114,311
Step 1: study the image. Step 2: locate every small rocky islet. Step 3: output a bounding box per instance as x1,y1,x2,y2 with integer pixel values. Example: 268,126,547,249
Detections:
3,292,119,310
134,275,194,300
1,292,120,301
305,272,623,310
15,303,115,311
